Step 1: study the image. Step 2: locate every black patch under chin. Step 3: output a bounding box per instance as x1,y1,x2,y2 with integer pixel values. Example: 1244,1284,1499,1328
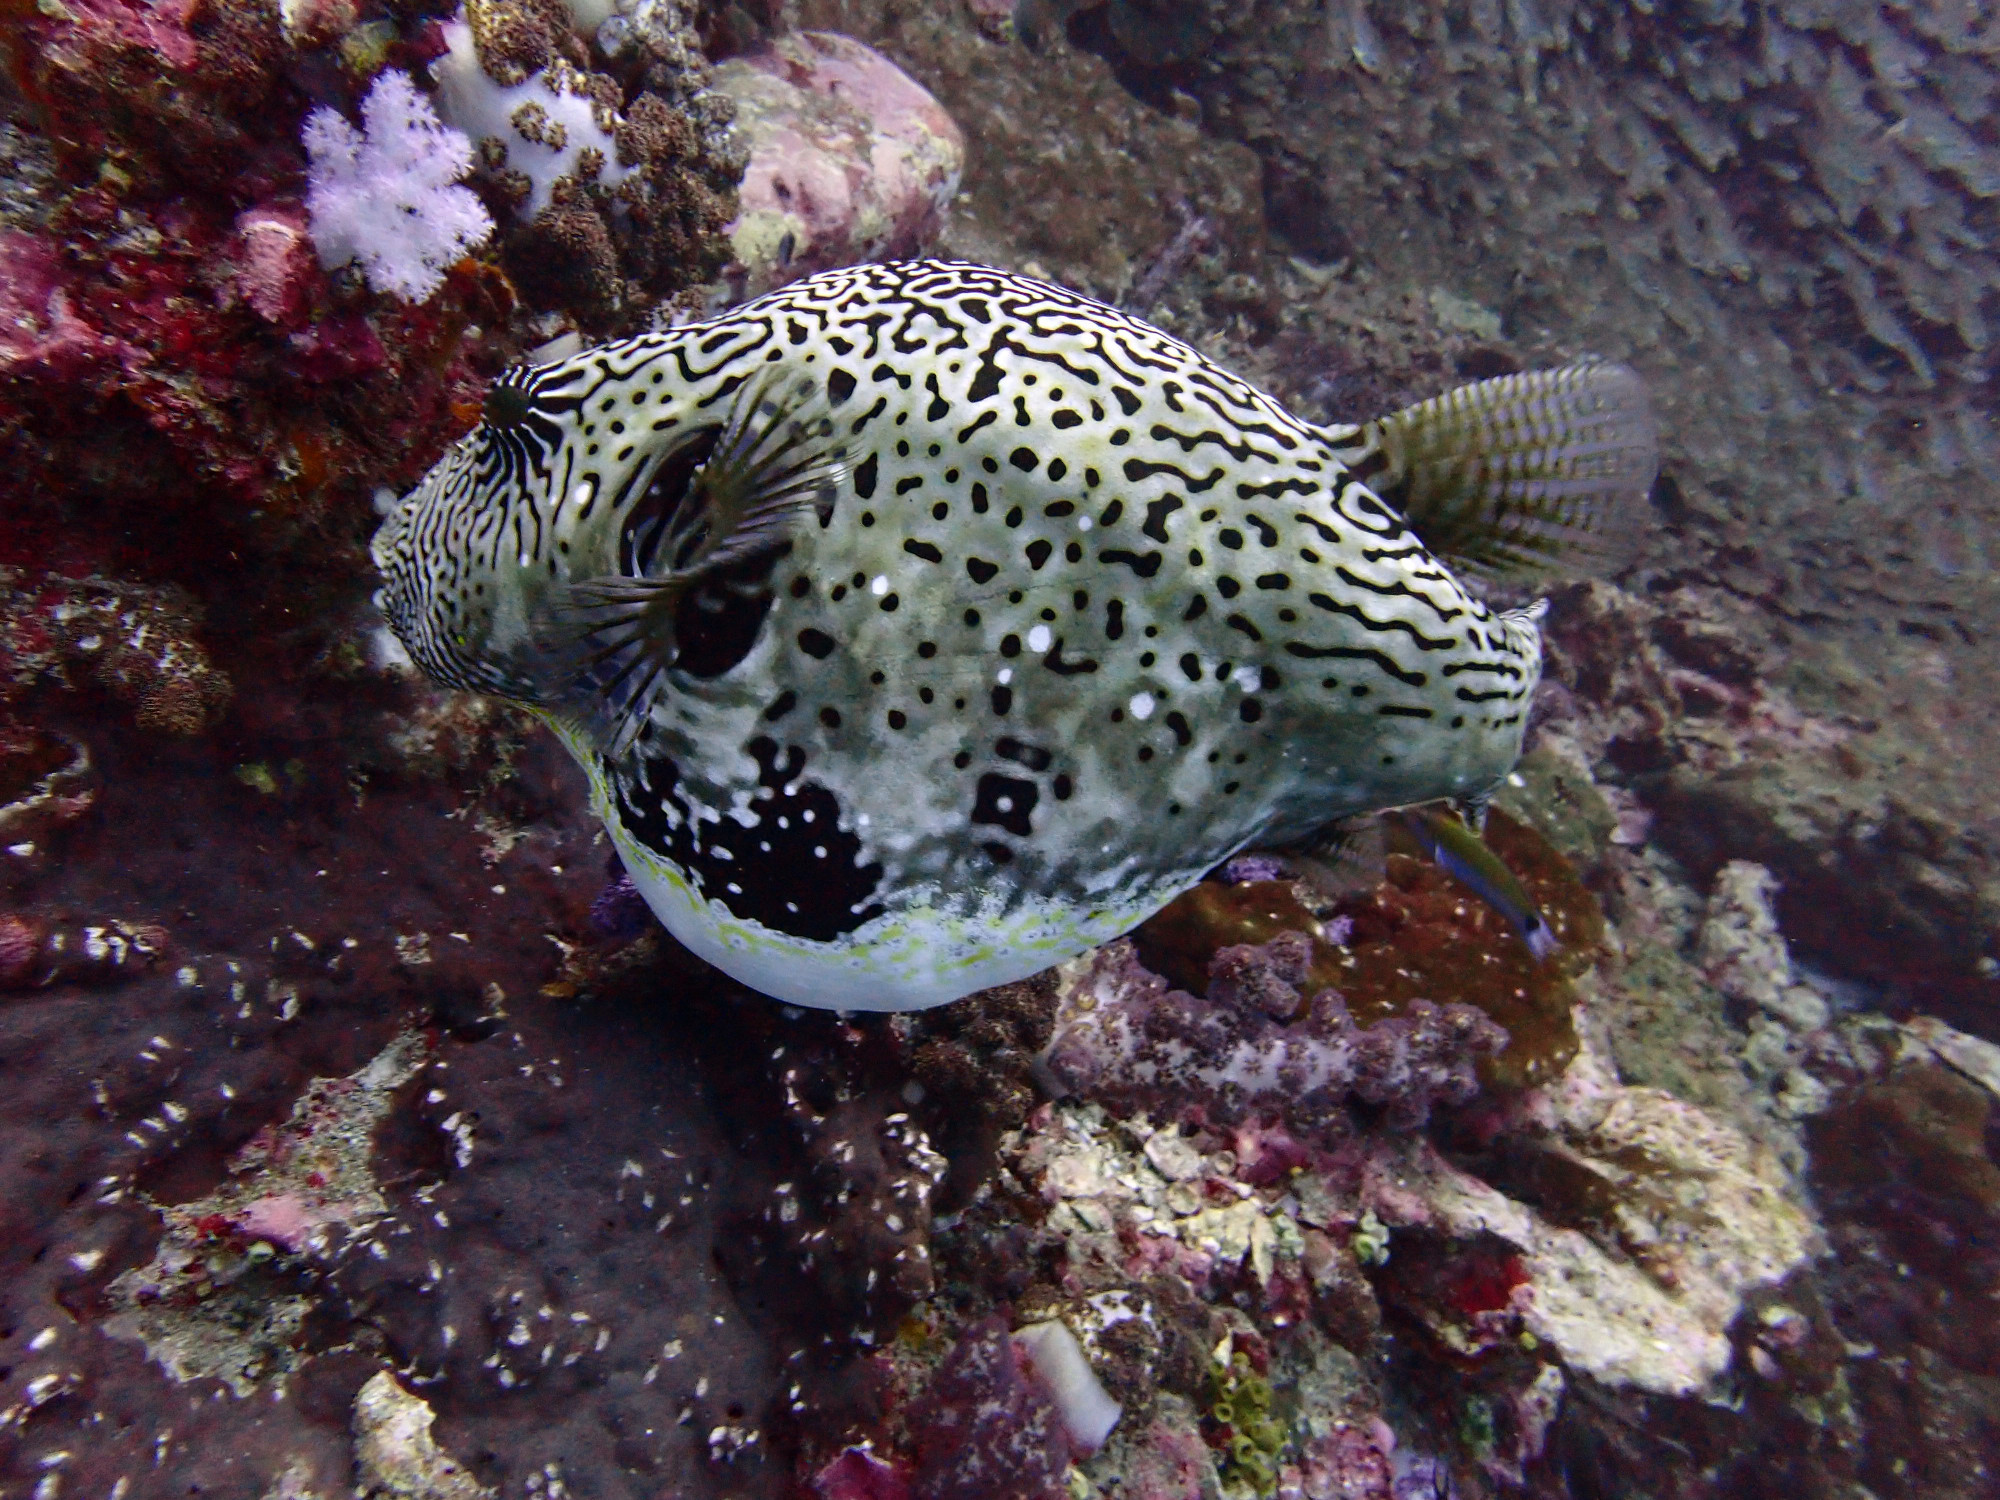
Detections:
606,739,884,944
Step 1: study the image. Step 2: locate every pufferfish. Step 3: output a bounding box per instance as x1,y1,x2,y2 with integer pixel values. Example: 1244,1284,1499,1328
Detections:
373,260,1656,1010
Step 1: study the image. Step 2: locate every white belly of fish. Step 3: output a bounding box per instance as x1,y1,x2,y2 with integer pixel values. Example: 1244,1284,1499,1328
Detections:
570,730,1164,1009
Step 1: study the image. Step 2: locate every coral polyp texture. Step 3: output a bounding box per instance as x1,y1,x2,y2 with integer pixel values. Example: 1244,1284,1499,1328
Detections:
1,573,232,736
1131,810,1596,1092
432,0,745,322
1045,932,1508,1135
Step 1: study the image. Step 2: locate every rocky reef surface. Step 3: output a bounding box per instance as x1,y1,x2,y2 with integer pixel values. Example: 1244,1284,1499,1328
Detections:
4,0,2000,1496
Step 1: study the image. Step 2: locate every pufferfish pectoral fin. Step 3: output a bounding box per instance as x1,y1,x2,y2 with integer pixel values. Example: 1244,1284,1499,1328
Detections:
532,376,849,756
1358,359,1660,578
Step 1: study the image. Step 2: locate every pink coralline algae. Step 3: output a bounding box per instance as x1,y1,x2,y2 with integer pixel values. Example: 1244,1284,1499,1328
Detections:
222,205,317,325
714,32,965,296
909,1317,1070,1500
1280,1423,1396,1500
1045,931,1507,1134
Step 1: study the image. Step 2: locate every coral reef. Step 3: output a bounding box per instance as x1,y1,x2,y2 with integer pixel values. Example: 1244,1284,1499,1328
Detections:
1538,576,2000,1040
989,0,2000,1078
0,0,754,727
6,1,2000,1497
908,1317,1070,1500
433,0,744,324
1044,0,2000,531
0,119,502,541
0,572,232,734
0,636,880,1497
793,0,1266,302
353,1371,493,1499
102,1030,429,1393
1131,808,1597,1093
908,970,1060,1136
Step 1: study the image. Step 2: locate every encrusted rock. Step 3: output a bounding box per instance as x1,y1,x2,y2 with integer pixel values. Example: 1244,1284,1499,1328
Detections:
2,573,232,735
0,725,94,856
1410,1034,1823,1395
714,32,964,297
353,1371,493,1499
1697,862,1831,1032
102,1032,427,1393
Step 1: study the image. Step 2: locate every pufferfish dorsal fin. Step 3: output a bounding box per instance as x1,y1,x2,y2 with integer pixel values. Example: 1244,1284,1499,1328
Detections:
1358,359,1659,578
534,375,848,757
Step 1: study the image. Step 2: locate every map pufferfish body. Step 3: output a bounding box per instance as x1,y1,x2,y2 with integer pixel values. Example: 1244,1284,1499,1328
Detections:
373,260,1655,1011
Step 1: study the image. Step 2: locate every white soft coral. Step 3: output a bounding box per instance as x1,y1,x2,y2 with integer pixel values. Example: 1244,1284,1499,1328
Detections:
302,69,494,303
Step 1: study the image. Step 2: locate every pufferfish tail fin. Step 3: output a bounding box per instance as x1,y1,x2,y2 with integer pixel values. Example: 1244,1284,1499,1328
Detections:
1355,360,1659,578
533,376,848,757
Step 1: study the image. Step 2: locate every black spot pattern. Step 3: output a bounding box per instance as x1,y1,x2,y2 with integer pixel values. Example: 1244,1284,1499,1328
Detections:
995,736,1054,770
971,773,1038,837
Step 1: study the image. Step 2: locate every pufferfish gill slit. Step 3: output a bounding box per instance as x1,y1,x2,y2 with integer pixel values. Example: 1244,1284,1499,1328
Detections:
372,260,1658,1012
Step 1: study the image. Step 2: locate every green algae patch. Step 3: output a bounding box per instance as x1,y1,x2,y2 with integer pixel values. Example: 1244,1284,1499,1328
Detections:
1207,1350,1284,1496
